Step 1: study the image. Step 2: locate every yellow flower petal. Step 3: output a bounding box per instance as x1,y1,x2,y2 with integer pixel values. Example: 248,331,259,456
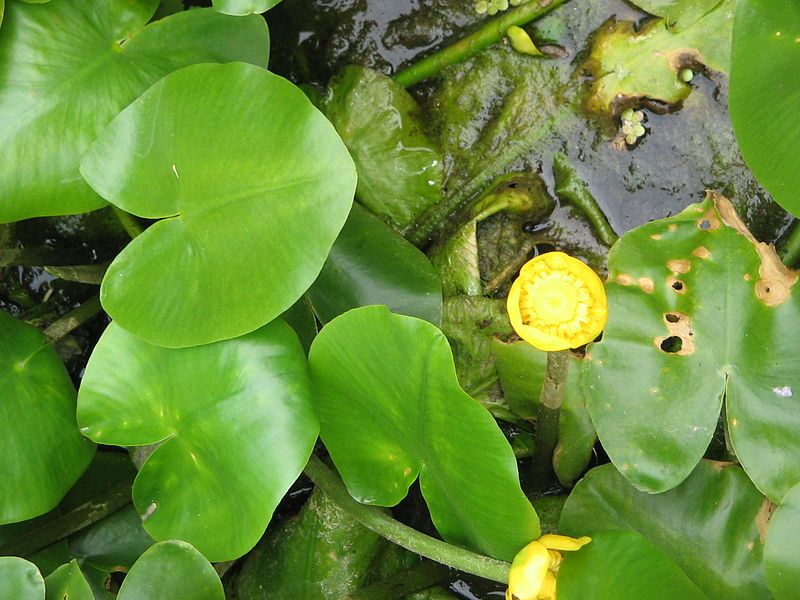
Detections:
538,570,557,600
507,252,607,351
538,533,592,552
506,540,551,600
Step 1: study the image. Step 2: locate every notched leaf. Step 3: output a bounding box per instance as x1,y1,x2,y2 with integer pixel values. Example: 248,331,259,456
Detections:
712,193,798,306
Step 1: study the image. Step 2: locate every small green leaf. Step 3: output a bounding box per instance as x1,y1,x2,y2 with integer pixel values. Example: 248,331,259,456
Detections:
306,204,442,325
44,561,92,600
118,541,224,600
81,62,357,348
0,311,95,523
764,481,800,599
553,355,596,487
308,305,538,561
560,461,771,599
0,0,269,223
558,530,708,599
584,0,732,114
0,557,44,599
584,194,800,501
324,66,443,233
491,338,547,419
77,320,318,561
212,0,281,15
730,0,800,218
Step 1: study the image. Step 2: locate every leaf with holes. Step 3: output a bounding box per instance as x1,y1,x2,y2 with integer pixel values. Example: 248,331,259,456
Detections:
308,305,539,561
80,62,357,347
584,192,800,501
730,0,800,218
117,541,224,600
0,0,269,223
77,320,318,561
584,0,732,115
0,311,95,524
560,461,771,599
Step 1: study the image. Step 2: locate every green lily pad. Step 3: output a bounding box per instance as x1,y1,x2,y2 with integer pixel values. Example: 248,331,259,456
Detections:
117,541,224,600
77,320,318,561
213,0,281,15
730,0,800,218
0,0,269,223
627,0,722,31
558,530,708,599
764,481,800,599
308,305,538,561
81,62,357,348
560,461,771,598
44,561,92,600
324,66,443,233
0,557,44,599
584,193,800,501
306,204,442,325
584,0,732,114
0,311,95,524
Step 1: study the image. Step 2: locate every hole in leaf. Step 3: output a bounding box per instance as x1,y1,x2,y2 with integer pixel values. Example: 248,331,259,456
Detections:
665,313,680,323
699,220,711,230
660,336,683,353
672,280,684,291
508,182,519,189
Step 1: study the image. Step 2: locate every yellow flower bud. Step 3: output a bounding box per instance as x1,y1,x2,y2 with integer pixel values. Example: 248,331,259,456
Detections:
507,252,607,351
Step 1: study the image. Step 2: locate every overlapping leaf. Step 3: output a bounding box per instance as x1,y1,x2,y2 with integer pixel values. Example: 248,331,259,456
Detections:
0,311,95,523
584,193,800,501
560,461,771,598
0,0,269,222
81,62,357,347
730,0,800,218
213,0,281,15
308,306,538,561
77,320,318,561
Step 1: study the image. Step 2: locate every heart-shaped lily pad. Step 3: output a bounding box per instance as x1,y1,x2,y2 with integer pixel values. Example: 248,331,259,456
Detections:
0,0,269,223
308,305,539,561
118,541,223,600
81,62,357,348
77,319,318,561
0,311,95,524
584,193,800,501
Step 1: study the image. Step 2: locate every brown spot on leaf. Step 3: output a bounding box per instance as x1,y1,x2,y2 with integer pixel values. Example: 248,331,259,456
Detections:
654,312,694,355
650,233,661,240
667,276,686,294
692,246,711,259
756,498,777,544
744,273,752,281
708,460,735,471
668,224,678,232
617,274,633,286
696,204,721,230
638,277,655,293
667,259,691,274
713,192,798,306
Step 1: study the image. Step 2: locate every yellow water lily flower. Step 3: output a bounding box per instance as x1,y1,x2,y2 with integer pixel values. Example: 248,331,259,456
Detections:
507,252,607,351
506,534,591,600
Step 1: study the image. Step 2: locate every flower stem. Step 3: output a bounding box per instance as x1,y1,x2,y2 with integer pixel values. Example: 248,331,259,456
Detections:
113,206,145,239
393,0,570,88
0,478,134,557
303,454,511,584
43,295,103,343
529,350,570,492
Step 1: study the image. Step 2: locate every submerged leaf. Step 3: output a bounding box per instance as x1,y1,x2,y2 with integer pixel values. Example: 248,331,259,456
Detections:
627,0,722,31
324,66,443,233
77,320,318,561
81,62,356,348
0,0,269,222
560,461,770,599
0,311,95,524
308,305,539,561
584,0,732,114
